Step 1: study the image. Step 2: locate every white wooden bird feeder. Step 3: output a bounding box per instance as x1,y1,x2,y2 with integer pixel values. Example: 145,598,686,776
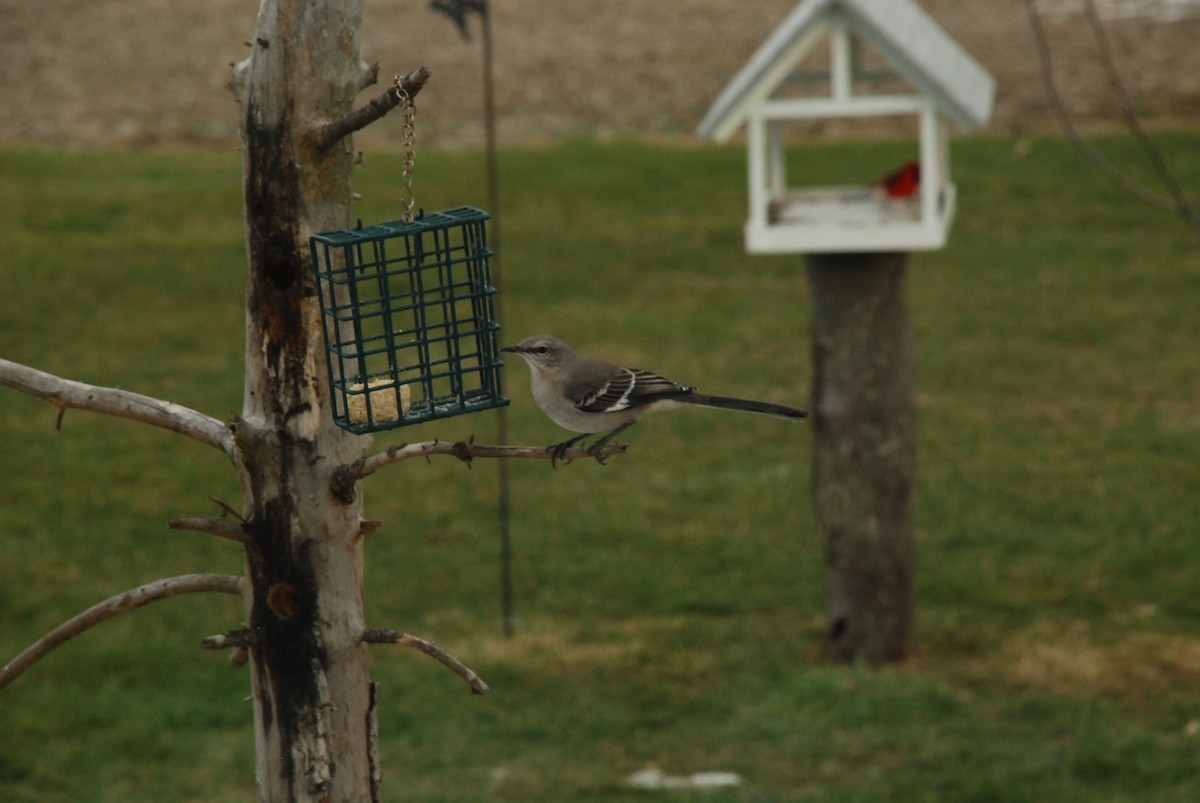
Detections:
696,0,995,254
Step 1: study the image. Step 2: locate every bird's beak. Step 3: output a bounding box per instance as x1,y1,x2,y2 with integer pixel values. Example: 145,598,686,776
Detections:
499,345,519,354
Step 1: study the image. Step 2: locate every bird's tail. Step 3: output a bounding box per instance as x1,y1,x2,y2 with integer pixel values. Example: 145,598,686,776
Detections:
684,393,807,420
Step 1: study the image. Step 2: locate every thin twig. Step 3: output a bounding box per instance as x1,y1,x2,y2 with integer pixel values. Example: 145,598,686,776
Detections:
0,358,234,456
312,66,432,151
169,515,248,544
1,574,244,690
207,496,246,523
1080,0,1200,231
363,627,489,695
200,628,257,655
355,60,381,94
1023,0,1199,229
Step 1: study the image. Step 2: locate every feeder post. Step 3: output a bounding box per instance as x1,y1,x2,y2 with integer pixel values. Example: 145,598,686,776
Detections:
806,251,916,664
696,0,993,667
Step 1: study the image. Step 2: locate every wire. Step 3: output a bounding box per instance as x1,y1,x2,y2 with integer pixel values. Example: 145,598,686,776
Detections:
1022,0,1200,234
1079,0,1200,231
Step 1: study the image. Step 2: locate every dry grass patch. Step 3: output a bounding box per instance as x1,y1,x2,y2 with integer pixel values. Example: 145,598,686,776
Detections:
477,618,644,674
475,615,723,679
962,625,1200,704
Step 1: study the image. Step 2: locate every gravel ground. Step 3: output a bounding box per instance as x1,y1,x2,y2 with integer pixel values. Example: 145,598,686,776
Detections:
2,0,1198,148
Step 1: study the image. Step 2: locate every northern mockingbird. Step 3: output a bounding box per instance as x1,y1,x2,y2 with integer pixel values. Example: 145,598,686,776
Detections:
501,334,807,462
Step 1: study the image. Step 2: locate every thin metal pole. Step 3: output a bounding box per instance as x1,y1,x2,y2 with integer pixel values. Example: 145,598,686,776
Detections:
479,4,515,638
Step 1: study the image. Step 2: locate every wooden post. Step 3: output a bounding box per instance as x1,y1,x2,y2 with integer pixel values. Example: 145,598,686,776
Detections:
806,252,916,665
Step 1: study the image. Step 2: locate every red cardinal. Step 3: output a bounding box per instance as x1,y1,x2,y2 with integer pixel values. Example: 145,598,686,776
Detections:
877,160,921,199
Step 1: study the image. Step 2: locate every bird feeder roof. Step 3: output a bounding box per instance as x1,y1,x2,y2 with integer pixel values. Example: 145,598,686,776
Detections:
697,0,995,142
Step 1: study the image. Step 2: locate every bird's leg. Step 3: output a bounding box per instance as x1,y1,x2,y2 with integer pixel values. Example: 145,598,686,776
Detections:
586,422,635,464
548,433,590,469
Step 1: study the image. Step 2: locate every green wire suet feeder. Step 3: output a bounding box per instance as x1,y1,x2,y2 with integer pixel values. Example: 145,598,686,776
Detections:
309,206,508,434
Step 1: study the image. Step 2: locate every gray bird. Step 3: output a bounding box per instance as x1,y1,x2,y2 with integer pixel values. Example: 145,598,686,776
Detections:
501,334,807,463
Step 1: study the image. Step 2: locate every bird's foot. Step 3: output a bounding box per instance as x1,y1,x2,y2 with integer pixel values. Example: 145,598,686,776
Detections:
548,424,634,468
547,434,588,469
585,441,611,465
583,422,634,466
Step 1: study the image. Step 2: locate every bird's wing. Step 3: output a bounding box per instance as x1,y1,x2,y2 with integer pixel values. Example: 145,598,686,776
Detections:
569,366,694,414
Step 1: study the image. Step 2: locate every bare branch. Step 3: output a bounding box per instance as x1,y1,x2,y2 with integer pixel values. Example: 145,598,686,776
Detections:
363,627,489,695
207,495,247,523
348,438,628,481
0,358,235,456
201,628,257,651
1,574,244,690
331,437,627,500
200,629,252,669
229,56,251,101
1023,0,1200,233
169,516,249,544
1080,0,1200,232
311,66,432,152
356,60,381,94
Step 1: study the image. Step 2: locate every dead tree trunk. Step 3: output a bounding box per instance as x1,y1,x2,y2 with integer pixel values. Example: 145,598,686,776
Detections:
807,252,916,665
230,1,379,798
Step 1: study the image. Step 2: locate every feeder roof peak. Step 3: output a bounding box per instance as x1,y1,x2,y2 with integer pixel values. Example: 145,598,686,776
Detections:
697,0,995,142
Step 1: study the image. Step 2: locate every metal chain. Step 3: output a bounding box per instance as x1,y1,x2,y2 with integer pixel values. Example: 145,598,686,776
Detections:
394,76,417,223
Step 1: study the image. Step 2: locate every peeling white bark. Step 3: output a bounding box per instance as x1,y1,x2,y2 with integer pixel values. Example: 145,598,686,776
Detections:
0,574,244,690
0,358,234,454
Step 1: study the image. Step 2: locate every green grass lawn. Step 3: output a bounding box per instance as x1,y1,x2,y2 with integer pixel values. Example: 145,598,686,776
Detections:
1,133,1198,801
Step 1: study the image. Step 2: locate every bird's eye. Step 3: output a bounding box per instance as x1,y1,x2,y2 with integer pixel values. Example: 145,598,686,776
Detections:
535,346,549,354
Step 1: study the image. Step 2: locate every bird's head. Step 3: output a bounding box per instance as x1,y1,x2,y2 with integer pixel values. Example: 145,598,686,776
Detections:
500,334,570,374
